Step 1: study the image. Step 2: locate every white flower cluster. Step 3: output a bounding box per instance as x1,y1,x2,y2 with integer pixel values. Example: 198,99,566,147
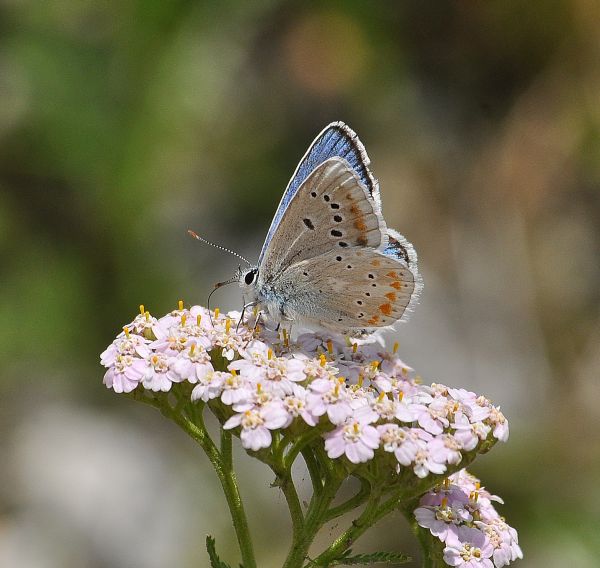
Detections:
101,304,509,477
415,470,523,567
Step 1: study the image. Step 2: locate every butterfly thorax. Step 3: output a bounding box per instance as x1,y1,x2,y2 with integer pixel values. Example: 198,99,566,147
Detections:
239,267,303,325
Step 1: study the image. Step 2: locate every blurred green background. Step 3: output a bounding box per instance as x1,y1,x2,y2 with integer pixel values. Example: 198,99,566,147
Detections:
1,1,599,566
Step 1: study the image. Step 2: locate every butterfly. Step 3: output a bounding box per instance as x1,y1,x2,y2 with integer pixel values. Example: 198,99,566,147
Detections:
237,122,422,334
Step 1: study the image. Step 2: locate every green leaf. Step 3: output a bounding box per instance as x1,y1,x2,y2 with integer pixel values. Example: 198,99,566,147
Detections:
328,549,411,566
206,535,234,568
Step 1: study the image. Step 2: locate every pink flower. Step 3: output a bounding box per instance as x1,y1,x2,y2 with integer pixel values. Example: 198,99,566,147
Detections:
141,353,172,392
413,445,447,478
452,413,491,451
488,406,509,442
370,392,412,422
447,387,478,411
307,377,353,425
296,332,346,356
443,526,494,567
380,355,414,379
419,482,470,508
151,318,194,354
415,500,472,542
476,519,523,567
223,403,288,451
324,412,380,464
415,470,521,567
448,470,482,495
232,383,277,412
372,372,394,393
103,354,146,393
100,334,151,367
417,396,450,435
125,311,159,336
281,385,318,427
229,341,306,396
428,434,463,465
220,372,252,406
377,423,420,466
209,311,253,361
335,359,365,383
189,305,214,331
466,398,492,423
302,358,339,381
170,343,214,384
191,371,227,402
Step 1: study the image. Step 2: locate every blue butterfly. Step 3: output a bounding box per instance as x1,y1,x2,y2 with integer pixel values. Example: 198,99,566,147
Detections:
238,122,422,333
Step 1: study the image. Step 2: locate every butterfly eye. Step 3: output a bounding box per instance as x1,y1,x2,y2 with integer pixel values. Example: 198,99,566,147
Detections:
244,269,257,285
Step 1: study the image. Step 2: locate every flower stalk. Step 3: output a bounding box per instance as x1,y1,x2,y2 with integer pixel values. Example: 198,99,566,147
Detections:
134,391,258,568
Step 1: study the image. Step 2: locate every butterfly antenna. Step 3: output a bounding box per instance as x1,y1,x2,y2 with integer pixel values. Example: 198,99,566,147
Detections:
188,230,251,266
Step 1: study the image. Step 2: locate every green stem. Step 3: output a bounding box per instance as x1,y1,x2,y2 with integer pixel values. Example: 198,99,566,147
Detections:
143,395,257,568
272,431,293,463
216,432,257,568
310,453,489,567
221,428,233,471
281,470,343,568
416,526,436,568
323,475,371,522
302,448,324,495
312,488,401,566
281,471,305,539
285,428,324,469
268,458,305,541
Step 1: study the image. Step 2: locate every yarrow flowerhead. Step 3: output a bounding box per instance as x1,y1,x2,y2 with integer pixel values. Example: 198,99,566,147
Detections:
415,471,523,567
101,303,510,473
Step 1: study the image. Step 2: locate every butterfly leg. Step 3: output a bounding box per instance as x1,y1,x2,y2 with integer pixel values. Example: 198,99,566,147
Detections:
237,299,247,331
237,300,258,332
277,322,292,348
242,309,264,349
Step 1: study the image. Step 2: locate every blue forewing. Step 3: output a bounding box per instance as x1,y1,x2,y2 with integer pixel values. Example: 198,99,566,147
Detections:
259,122,379,263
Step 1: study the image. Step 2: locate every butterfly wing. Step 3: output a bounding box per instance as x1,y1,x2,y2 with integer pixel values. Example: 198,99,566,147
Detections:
381,228,422,320
257,157,386,280
268,247,417,330
259,122,379,264
254,122,421,330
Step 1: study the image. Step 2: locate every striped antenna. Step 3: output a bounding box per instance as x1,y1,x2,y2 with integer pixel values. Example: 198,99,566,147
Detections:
187,230,251,266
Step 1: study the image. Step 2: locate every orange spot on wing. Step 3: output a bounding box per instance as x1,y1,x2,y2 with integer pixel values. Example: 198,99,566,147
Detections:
367,315,380,325
354,219,367,232
371,259,381,267
385,292,397,301
379,303,393,316
386,271,399,279
349,211,368,246
390,281,402,290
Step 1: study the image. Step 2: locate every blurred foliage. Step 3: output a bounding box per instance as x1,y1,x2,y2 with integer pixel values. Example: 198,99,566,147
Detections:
1,1,599,567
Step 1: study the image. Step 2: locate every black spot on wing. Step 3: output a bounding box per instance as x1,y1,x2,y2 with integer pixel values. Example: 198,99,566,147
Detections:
385,234,410,264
